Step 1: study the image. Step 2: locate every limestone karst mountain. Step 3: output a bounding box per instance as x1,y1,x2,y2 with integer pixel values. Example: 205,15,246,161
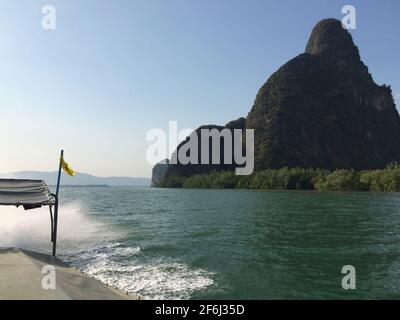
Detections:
154,18,400,185
247,18,400,170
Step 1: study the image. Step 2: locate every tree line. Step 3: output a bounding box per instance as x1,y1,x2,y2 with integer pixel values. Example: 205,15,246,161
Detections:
155,163,400,192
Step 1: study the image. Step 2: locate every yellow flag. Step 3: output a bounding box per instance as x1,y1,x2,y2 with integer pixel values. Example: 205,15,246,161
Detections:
60,156,76,176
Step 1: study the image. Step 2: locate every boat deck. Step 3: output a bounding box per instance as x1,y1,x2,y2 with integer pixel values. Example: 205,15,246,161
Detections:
0,248,139,300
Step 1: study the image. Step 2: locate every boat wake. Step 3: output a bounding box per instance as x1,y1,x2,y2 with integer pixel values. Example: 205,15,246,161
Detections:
0,203,106,253
61,242,214,300
0,203,214,299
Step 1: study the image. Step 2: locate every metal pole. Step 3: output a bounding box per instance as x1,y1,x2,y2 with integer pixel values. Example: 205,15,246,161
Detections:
52,150,63,256
56,150,63,199
51,196,59,256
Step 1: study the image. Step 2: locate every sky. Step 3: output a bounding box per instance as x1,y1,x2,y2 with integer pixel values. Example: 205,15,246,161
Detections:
0,0,399,178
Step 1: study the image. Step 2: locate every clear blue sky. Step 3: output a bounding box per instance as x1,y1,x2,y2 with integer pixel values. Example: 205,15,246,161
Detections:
1,0,399,177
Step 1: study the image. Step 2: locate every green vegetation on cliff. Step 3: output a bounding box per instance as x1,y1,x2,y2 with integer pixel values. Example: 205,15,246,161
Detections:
155,164,400,192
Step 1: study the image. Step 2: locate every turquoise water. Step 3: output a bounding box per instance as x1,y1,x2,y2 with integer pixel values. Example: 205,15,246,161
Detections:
3,187,400,299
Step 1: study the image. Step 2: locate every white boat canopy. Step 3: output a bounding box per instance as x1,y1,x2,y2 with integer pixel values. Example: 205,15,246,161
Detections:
0,179,55,209
0,179,59,255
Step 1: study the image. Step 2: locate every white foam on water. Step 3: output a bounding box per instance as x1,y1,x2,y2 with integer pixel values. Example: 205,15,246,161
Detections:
81,257,214,300
118,260,214,300
0,203,215,299
0,203,109,253
64,243,215,300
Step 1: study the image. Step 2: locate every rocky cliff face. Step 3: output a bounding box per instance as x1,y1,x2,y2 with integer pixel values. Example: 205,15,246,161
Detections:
164,117,246,178
247,18,400,170
151,159,170,187
152,18,400,184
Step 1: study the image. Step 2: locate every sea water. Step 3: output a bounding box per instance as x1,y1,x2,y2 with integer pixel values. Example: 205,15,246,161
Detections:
1,186,400,299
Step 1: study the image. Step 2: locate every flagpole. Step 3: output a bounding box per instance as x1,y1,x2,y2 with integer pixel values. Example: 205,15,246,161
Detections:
56,150,63,198
52,149,63,256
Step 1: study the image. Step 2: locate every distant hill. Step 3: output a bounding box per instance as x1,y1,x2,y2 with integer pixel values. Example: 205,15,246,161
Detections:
0,171,150,187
